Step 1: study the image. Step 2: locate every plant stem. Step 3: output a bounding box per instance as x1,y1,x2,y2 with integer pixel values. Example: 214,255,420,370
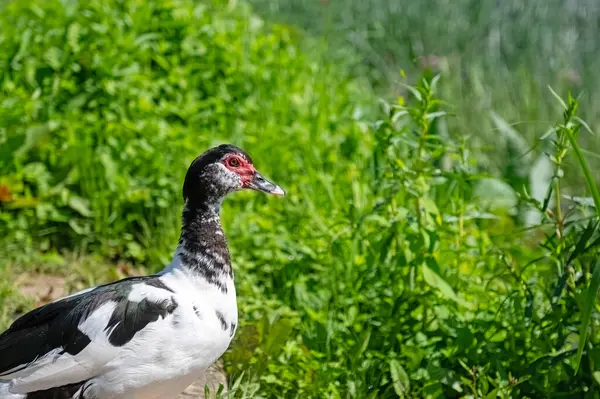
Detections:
554,179,562,238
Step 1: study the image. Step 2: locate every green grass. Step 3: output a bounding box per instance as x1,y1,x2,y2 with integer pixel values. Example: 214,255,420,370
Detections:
1,0,600,398
247,0,600,190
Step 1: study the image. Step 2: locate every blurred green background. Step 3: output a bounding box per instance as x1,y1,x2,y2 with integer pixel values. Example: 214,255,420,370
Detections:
1,0,600,397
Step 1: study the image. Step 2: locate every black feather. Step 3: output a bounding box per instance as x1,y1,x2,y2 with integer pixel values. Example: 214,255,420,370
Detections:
105,296,178,346
215,310,227,331
25,380,90,399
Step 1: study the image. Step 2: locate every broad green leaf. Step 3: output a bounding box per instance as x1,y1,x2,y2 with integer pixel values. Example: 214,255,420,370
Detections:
68,196,92,217
422,262,470,307
485,387,501,399
390,360,410,398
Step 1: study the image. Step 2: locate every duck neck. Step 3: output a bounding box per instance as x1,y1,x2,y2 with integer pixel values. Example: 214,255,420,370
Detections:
173,200,233,293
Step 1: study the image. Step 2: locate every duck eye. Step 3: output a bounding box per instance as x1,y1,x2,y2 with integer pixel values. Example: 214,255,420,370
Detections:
228,157,240,167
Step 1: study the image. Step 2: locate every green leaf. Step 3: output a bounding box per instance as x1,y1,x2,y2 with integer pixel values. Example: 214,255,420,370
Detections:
566,219,599,265
548,85,567,110
425,111,447,120
574,260,600,374
264,317,295,357
390,359,410,398
593,371,600,386
422,262,470,307
68,195,92,217
401,84,422,102
230,371,245,391
485,387,501,399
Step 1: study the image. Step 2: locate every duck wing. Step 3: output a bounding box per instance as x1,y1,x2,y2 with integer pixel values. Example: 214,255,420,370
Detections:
0,276,177,394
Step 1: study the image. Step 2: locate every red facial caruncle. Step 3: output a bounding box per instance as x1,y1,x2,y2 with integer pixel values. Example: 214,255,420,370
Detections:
222,153,255,186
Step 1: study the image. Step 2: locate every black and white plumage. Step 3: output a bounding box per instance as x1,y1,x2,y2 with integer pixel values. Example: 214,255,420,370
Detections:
0,144,284,399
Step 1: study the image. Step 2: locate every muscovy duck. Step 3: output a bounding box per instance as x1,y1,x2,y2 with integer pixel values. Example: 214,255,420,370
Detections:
0,144,284,399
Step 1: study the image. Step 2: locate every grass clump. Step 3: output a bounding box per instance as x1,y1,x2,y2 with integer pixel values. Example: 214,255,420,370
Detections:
0,0,371,265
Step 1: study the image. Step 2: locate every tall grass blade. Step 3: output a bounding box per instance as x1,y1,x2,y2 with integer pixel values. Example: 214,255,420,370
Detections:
574,260,600,374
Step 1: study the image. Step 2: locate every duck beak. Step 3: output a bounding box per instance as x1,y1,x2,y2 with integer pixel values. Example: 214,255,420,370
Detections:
247,171,285,196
